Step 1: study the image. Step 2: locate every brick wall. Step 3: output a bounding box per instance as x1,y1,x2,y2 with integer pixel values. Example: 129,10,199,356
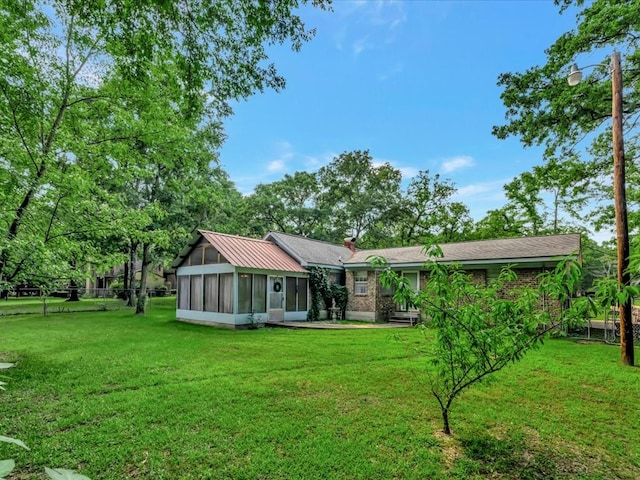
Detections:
346,265,562,321
346,270,377,314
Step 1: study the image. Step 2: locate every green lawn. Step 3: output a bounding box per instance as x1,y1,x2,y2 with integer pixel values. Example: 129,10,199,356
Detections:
0,296,130,316
1,299,639,479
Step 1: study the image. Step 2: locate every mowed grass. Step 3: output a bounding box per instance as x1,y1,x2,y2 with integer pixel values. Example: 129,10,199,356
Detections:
0,297,127,316
1,299,639,479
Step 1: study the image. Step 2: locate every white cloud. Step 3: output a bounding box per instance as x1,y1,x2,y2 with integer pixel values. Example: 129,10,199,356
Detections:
455,179,505,200
334,0,406,54
441,156,476,173
304,152,337,170
267,159,286,173
352,36,370,56
399,166,419,179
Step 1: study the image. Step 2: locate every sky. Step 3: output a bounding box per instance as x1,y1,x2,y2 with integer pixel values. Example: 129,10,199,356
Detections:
219,0,583,226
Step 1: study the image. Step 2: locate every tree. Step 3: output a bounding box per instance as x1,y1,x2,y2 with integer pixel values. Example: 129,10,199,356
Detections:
493,0,639,364
391,170,462,246
246,172,327,238
373,249,591,435
0,0,329,293
318,150,402,246
469,208,524,240
503,158,589,236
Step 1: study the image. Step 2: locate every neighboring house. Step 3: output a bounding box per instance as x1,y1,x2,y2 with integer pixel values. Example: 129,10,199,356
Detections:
342,233,582,322
173,230,581,328
86,260,172,296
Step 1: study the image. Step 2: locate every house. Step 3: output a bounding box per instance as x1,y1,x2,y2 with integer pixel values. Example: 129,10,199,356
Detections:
172,231,307,327
173,230,581,328
86,261,174,298
264,231,354,285
342,233,582,322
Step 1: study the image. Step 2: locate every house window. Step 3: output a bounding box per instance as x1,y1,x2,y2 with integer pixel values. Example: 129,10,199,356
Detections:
178,276,189,310
286,277,308,312
298,278,308,311
253,275,267,313
204,246,219,264
219,273,233,313
237,274,267,314
354,271,368,296
204,274,218,312
238,274,252,314
189,247,203,266
397,272,419,312
190,275,203,311
380,279,394,297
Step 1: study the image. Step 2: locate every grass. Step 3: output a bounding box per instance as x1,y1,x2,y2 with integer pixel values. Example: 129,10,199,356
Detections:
1,299,639,479
0,296,129,316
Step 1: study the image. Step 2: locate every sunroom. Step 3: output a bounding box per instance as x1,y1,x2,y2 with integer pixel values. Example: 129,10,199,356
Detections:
173,230,309,328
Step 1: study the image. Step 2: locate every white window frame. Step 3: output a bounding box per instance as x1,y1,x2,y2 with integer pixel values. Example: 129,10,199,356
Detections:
354,271,368,296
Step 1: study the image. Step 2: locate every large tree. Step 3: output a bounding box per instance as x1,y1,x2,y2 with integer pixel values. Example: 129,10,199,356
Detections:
503,158,589,235
318,150,402,246
493,0,639,365
245,171,327,238
390,170,466,246
0,0,329,291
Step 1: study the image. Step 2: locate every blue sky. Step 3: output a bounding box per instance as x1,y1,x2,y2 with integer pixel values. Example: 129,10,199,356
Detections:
219,0,580,223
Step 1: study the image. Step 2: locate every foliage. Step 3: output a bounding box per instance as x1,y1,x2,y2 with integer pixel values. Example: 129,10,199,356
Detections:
317,150,402,246
390,170,469,245
0,0,328,295
493,0,640,237
372,247,592,435
245,172,326,238
307,267,331,321
306,267,348,321
328,284,349,317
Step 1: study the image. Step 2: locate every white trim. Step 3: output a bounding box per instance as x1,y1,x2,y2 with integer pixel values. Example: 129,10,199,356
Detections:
177,264,234,276
345,257,564,269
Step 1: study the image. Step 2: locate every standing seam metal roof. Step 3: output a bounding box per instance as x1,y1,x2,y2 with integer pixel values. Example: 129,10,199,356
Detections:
198,230,307,273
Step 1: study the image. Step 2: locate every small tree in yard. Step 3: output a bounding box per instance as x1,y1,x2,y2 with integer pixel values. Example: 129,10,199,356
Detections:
372,246,592,435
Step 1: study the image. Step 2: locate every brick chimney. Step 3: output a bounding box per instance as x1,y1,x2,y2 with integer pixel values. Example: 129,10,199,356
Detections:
343,237,357,252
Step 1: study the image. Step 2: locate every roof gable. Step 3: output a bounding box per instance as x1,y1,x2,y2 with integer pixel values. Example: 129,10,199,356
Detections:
175,231,307,273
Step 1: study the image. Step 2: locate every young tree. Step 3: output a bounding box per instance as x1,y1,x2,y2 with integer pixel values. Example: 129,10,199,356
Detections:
373,249,590,435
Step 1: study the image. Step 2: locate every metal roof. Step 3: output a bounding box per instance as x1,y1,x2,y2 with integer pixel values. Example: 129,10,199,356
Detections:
264,231,355,268
175,230,307,273
345,233,581,266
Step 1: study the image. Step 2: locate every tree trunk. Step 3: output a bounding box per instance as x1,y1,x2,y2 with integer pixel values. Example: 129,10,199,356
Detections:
67,277,80,302
66,259,80,301
123,260,129,299
127,242,137,307
135,242,151,315
441,408,451,435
